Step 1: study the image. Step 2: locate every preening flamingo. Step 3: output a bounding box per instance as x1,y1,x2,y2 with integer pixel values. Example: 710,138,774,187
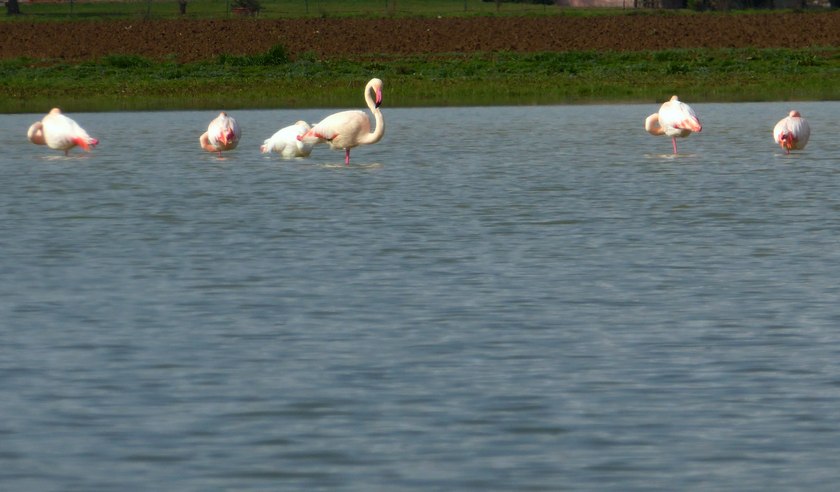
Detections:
773,110,810,154
200,112,241,156
28,108,99,156
299,78,384,165
260,120,314,158
645,95,702,154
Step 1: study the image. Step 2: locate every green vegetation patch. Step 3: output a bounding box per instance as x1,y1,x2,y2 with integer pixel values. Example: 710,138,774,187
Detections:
1,46,838,112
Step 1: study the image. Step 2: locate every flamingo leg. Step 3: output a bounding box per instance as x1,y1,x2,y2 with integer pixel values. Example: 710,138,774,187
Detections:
345,149,351,166
671,138,678,155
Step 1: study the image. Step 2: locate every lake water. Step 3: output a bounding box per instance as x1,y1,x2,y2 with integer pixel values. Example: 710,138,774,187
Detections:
2,102,840,491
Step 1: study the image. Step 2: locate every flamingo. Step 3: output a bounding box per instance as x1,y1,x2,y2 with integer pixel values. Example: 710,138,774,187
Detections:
299,78,384,165
773,110,810,154
260,120,314,158
28,108,99,156
645,95,702,154
200,112,241,156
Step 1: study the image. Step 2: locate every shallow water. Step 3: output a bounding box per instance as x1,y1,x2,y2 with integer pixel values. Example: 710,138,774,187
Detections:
2,102,840,491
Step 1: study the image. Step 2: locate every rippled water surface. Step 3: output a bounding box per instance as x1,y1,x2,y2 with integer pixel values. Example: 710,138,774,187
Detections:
2,103,840,491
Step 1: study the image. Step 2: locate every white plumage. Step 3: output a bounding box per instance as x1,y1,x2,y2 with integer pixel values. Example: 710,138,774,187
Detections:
28,108,99,155
645,95,702,154
299,78,385,165
200,112,241,156
773,110,810,154
260,120,314,158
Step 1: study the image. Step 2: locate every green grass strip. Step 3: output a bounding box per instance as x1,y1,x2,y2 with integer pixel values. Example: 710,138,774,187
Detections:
1,47,838,112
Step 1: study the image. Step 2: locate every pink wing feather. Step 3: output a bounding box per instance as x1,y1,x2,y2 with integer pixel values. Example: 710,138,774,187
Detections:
659,96,702,134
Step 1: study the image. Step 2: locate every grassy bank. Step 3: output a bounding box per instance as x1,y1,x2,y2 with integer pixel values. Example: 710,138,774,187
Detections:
1,46,837,112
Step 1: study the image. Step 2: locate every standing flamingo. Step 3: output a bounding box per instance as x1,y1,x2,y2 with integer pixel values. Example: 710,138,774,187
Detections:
299,78,384,165
645,95,702,154
773,110,810,154
28,108,99,156
260,120,314,158
200,112,241,156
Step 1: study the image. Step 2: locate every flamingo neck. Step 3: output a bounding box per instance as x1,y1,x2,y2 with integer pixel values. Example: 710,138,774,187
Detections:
645,114,665,136
364,80,381,113
361,108,385,146
361,80,384,145
28,122,46,145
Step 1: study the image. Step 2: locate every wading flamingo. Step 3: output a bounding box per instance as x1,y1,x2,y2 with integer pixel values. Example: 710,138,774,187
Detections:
260,120,314,158
200,112,241,156
773,110,810,154
299,78,384,165
28,108,99,156
645,95,702,154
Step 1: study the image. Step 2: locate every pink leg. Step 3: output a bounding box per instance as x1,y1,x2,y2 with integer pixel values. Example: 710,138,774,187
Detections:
671,138,678,155
344,149,351,166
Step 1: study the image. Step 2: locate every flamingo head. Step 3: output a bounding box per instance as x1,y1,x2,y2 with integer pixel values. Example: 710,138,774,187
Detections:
779,132,796,151
221,128,236,146
369,78,384,109
789,110,801,118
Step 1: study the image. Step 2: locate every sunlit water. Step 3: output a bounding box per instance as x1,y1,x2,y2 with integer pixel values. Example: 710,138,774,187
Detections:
2,103,840,491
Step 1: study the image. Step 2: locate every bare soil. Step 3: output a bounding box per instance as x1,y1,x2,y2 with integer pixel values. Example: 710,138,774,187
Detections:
2,12,839,63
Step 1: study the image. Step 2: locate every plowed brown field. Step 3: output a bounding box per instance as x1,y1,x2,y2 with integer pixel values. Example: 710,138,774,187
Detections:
2,12,839,63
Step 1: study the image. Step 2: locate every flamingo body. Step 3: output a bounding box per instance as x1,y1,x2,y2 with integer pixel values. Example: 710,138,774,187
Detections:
645,95,702,154
260,120,313,158
300,78,384,165
200,112,241,156
773,110,810,154
29,108,99,155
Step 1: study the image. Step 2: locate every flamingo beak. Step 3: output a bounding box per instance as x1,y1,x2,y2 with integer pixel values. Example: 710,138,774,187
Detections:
780,134,794,153
375,88,383,109
221,130,235,146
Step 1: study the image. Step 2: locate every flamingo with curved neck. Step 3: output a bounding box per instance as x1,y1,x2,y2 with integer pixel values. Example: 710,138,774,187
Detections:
200,112,241,156
773,110,810,154
261,120,314,158
299,78,385,165
28,108,99,156
645,95,702,154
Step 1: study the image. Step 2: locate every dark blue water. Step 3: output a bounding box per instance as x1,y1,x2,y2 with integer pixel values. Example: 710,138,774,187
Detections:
2,103,840,491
